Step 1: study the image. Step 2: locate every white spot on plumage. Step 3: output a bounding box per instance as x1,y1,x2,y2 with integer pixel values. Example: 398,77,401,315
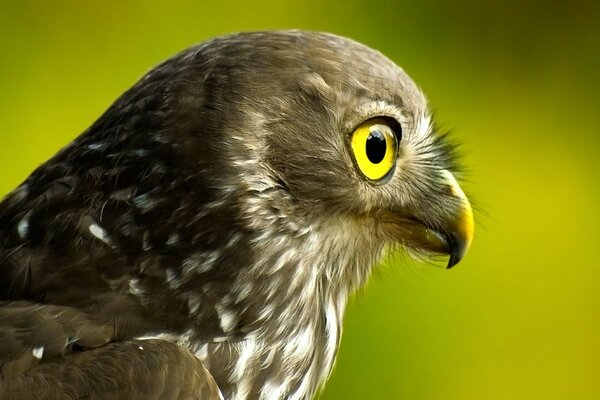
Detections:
187,294,201,314
128,278,144,296
165,268,181,289
142,231,152,250
166,233,179,246
257,302,276,321
32,346,44,360
135,334,163,340
135,330,194,349
216,303,237,333
289,372,314,400
284,325,313,361
194,343,209,361
226,232,242,249
323,296,340,376
266,246,296,274
206,251,221,266
231,158,259,168
133,148,149,157
17,214,29,239
133,194,156,213
89,223,111,245
205,198,227,209
260,347,277,369
86,143,105,151
297,265,317,297
237,280,253,299
231,338,257,399
260,379,287,399
182,252,217,274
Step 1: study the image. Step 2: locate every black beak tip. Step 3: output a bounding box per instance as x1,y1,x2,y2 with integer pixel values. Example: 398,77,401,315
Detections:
447,253,461,269
446,233,467,269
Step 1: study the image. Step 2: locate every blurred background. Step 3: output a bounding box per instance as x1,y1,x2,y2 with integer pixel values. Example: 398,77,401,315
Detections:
0,0,598,398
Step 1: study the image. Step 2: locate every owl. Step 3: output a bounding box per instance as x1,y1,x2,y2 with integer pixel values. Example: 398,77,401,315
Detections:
0,31,473,399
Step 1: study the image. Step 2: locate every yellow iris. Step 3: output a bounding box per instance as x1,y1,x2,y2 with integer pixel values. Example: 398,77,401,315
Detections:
350,118,399,181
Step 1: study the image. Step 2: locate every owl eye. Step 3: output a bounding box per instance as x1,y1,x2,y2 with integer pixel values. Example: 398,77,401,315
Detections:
350,118,400,182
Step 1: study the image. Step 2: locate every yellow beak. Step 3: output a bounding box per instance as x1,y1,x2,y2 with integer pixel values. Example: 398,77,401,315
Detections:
440,170,474,268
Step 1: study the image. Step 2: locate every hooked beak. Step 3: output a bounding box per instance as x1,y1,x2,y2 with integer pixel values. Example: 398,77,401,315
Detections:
431,170,474,268
394,170,474,269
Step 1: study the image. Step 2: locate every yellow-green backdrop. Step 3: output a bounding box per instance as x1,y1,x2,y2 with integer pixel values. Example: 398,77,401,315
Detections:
0,1,598,399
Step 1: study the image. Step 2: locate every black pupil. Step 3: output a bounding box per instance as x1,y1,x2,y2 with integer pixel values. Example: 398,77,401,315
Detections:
366,130,387,164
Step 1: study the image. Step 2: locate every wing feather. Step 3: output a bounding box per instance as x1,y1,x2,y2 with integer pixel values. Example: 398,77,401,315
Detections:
0,339,221,400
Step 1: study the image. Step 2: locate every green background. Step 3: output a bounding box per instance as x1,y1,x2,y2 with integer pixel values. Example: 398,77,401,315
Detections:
0,1,598,399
